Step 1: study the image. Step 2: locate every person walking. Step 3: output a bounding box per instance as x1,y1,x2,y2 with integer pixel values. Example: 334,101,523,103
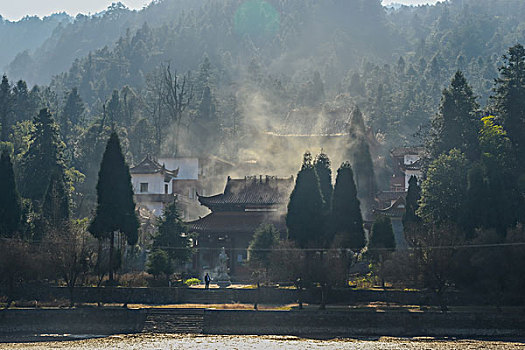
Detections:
204,273,211,289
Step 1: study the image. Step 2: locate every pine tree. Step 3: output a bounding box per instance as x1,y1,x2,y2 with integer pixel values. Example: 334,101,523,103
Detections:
368,215,396,263
331,162,366,252
0,150,22,238
152,200,192,266
492,44,525,172
286,152,325,248
18,108,66,202
429,71,480,161
402,175,422,227
13,80,34,124
89,132,139,282
314,152,333,213
42,170,70,231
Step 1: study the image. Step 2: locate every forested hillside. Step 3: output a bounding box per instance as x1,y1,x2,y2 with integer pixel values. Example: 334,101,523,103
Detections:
0,13,70,71
2,0,525,214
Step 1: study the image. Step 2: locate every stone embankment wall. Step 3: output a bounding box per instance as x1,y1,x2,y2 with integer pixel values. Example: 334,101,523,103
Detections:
7,286,497,306
1,308,525,338
0,308,145,335
203,310,525,337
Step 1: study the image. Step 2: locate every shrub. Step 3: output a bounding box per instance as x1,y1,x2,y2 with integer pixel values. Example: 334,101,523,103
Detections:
184,278,201,286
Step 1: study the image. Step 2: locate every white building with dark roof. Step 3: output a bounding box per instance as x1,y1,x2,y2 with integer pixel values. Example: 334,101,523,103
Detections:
130,155,179,216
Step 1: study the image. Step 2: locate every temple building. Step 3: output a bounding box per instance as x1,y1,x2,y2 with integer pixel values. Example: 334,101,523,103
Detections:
130,155,234,220
188,175,294,279
374,146,425,248
130,155,179,216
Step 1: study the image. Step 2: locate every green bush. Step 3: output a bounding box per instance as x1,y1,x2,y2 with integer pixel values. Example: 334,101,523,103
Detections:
184,278,201,286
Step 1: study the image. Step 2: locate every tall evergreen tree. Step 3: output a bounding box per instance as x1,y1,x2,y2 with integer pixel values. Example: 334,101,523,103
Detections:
348,106,366,138
349,137,376,216
152,200,192,266
331,162,366,252
402,175,422,227
0,150,22,238
286,152,325,248
42,170,70,231
12,80,34,124
89,132,139,282
18,108,66,202
314,152,333,213
429,71,480,160
0,75,13,142
62,87,85,127
492,44,525,172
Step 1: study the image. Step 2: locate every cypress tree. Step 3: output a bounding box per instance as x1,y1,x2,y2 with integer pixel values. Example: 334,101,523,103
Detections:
314,152,333,213
18,108,66,202
429,71,480,161
402,175,422,227
331,162,366,252
89,132,139,282
368,215,396,262
286,152,325,248
350,137,376,216
152,200,192,266
0,150,22,238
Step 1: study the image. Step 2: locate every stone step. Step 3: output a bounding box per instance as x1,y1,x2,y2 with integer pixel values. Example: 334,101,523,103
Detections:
143,309,205,334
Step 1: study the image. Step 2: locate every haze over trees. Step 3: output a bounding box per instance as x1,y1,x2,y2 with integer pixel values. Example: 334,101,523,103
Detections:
2,0,525,306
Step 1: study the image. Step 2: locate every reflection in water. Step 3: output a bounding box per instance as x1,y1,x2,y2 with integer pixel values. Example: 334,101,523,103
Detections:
2,334,524,350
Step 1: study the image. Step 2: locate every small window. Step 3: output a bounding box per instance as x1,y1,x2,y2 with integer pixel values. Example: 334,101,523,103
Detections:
140,183,149,193
164,184,169,194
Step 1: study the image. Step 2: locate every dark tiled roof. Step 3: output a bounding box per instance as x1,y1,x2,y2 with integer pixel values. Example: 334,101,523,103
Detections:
198,176,294,210
403,158,423,171
130,155,179,178
377,191,406,202
373,197,406,218
391,146,425,158
188,211,286,235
